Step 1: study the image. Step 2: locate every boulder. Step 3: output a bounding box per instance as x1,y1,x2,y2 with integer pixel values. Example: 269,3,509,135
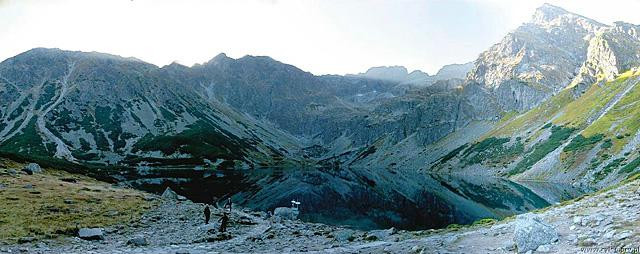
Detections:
333,229,355,242
161,187,186,201
22,163,42,175
273,207,298,220
368,227,397,241
78,228,104,240
127,236,148,246
513,213,558,253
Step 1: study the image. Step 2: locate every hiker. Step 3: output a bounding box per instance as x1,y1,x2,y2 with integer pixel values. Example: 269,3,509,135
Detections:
224,198,232,212
204,205,211,224
218,212,230,232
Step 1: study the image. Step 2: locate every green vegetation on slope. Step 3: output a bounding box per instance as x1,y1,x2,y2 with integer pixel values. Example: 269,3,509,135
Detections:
131,120,250,166
582,72,640,153
509,125,575,176
563,134,604,153
461,137,523,167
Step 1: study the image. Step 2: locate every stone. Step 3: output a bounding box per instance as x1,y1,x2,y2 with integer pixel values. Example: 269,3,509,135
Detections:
23,184,33,189
78,228,104,240
207,232,232,242
367,227,397,241
615,231,632,241
502,240,516,251
410,245,423,254
334,229,355,242
273,207,298,220
127,236,148,246
59,178,77,183
513,213,558,253
237,216,257,225
161,187,186,201
572,216,582,225
22,163,42,175
579,238,596,246
536,244,551,253
17,237,36,244
7,169,18,175
64,199,75,204
604,229,616,239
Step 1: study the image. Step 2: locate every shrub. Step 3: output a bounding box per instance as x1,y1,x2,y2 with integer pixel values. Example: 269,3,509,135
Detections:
563,134,604,152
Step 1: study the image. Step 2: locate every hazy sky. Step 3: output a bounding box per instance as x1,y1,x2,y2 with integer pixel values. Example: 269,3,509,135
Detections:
1,0,640,75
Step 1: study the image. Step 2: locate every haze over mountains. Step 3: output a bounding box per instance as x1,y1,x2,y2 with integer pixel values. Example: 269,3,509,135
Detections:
1,3,640,188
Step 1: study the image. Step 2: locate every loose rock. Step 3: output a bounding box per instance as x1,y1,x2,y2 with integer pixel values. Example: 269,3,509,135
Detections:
78,228,104,241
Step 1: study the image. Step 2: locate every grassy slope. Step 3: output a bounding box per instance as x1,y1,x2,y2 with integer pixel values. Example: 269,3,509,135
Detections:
442,70,640,180
0,159,155,243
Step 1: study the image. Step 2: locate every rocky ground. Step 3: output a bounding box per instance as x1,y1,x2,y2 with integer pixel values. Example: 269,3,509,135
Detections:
1,163,639,253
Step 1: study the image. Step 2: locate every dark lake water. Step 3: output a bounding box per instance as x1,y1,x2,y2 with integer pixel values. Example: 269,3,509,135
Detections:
118,167,590,230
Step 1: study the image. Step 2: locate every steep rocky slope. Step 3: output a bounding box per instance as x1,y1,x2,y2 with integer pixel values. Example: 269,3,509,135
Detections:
467,3,605,112
0,49,304,168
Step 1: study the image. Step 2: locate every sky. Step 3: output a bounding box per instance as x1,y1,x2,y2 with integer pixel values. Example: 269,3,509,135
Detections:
1,0,640,75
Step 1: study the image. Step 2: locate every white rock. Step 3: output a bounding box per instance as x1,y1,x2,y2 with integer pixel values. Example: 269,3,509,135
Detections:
536,244,551,253
273,207,299,220
615,231,632,241
513,213,558,253
572,216,582,225
78,228,104,240
604,230,616,239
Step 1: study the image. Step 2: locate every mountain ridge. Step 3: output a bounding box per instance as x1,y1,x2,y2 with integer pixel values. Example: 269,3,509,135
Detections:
1,3,640,188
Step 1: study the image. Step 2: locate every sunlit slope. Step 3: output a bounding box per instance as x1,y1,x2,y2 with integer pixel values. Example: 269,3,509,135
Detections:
433,69,640,186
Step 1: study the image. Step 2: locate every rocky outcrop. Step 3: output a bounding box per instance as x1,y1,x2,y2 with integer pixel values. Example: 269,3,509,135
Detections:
570,22,640,91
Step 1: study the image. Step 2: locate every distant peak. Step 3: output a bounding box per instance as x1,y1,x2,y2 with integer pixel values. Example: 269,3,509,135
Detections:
365,66,408,75
536,3,568,15
204,52,233,66
532,3,570,22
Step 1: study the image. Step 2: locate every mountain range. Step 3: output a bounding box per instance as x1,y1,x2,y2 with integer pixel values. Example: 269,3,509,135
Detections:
1,3,640,187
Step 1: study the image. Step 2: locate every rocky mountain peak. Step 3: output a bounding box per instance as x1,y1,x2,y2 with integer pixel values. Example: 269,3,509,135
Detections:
530,3,602,31
204,52,232,66
531,3,569,22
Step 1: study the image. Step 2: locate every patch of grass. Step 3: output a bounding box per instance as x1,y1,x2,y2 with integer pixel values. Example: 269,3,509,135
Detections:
563,134,604,153
601,138,613,149
131,120,250,166
435,144,468,165
0,159,155,242
509,125,575,176
555,75,631,128
471,218,496,227
619,156,640,174
488,90,573,137
582,74,640,152
0,119,51,157
595,157,626,181
463,137,524,167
